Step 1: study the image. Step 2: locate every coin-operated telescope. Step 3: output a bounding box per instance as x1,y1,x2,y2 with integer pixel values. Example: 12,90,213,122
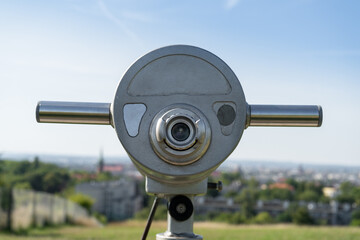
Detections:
36,45,322,240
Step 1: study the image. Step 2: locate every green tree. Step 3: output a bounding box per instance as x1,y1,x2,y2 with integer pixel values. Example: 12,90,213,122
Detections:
213,212,233,223
229,212,246,224
298,190,320,202
96,172,114,181
93,212,107,224
14,182,31,189
260,188,293,201
225,190,238,198
207,189,220,198
336,182,356,203
13,161,31,174
252,212,273,224
236,188,259,219
0,160,3,175
293,207,314,225
286,178,298,189
352,188,360,205
0,159,74,195
28,172,44,191
220,171,242,185
69,193,94,214
247,177,259,189
43,171,70,193
351,209,360,226
276,202,299,223
276,211,292,223
33,156,40,169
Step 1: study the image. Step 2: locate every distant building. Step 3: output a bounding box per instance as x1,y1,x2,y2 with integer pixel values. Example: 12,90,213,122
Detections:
96,149,124,175
223,180,242,193
255,199,356,225
194,196,240,215
304,201,354,225
255,200,289,217
75,179,143,221
98,164,124,175
268,183,294,191
322,187,337,198
72,173,97,181
97,149,105,173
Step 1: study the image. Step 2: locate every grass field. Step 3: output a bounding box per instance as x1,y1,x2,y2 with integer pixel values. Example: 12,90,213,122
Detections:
1,221,360,240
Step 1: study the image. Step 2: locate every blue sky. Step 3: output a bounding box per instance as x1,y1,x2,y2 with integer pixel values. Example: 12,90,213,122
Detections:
0,0,359,166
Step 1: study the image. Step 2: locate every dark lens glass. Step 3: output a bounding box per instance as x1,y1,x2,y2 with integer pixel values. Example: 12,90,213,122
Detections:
171,123,190,142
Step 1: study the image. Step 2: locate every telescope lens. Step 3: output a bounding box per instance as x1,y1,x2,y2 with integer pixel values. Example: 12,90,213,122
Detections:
171,123,191,142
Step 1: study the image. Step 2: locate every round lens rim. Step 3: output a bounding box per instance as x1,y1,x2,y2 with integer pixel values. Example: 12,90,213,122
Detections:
149,105,211,166
165,117,196,150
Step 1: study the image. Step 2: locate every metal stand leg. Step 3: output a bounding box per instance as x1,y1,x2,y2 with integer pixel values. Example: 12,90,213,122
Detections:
142,197,160,240
156,196,202,240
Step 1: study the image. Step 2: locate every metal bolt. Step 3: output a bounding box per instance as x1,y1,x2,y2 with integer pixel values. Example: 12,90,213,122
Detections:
207,181,222,191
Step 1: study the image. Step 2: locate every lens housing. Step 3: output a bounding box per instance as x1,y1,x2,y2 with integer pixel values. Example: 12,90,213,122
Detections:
149,105,211,165
165,117,196,151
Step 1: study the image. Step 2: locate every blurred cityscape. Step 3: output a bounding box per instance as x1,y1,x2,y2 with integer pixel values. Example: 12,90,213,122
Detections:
1,152,360,231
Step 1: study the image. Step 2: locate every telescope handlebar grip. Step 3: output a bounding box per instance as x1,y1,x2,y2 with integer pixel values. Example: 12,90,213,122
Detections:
36,102,322,127
246,104,322,128
36,101,112,125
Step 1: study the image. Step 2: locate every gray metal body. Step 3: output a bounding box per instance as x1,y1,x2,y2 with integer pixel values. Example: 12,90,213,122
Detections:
36,45,323,240
112,46,247,187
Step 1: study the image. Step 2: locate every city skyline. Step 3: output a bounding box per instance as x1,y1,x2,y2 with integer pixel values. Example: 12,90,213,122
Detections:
1,0,359,166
